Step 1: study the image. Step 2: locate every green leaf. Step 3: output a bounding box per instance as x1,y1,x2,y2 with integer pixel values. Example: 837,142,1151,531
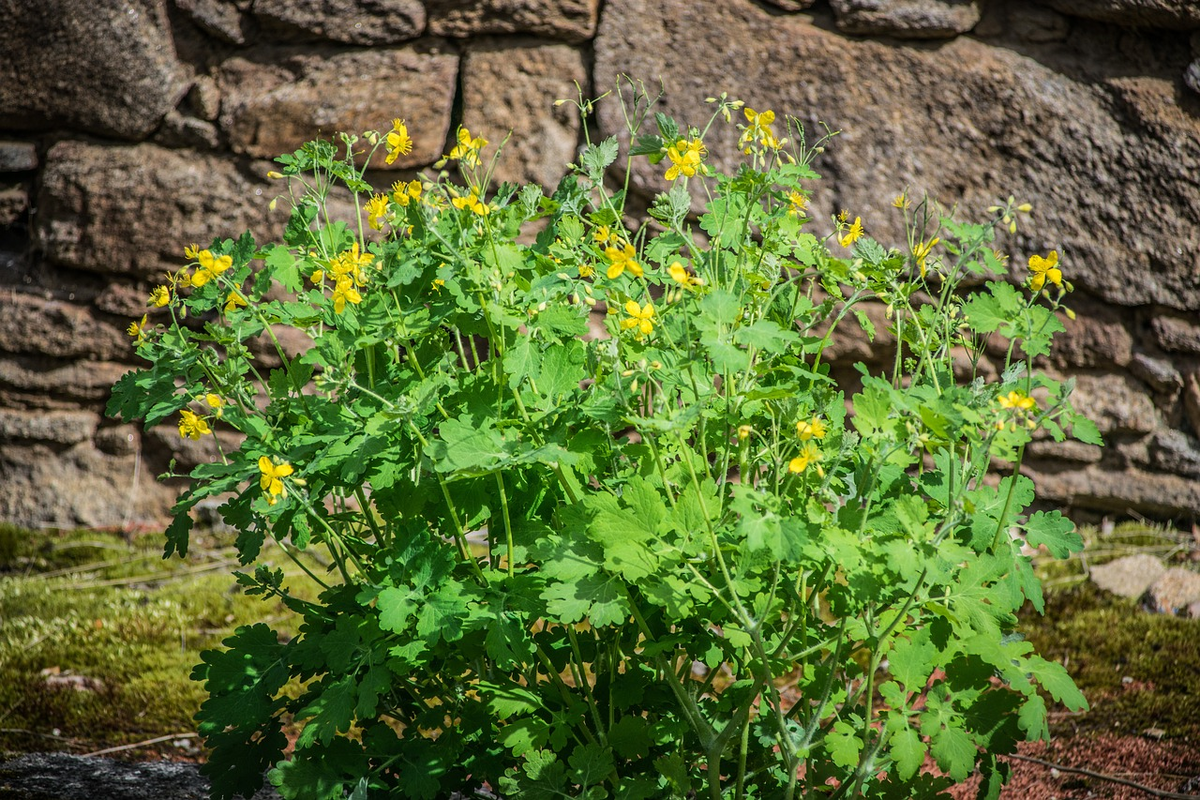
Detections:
543,572,630,626
1017,693,1048,741
962,281,1021,334
569,742,614,789
296,675,356,747
889,630,937,693
504,336,541,391
377,586,419,633
609,715,653,760
499,717,551,756
825,720,862,769
1023,510,1082,558
928,722,976,782
1026,654,1088,712
580,137,619,180
888,722,926,780
1071,415,1104,446
539,340,586,398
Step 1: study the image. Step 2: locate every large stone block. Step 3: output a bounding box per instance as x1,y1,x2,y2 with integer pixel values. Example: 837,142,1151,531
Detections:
219,45,457,168
254,0,425,44
0,0,189,139
1026,463,1200,519
37,141,281,279
0,409,98,445
594,0,1200,311
0,357,130,409
461,42,587,189
427,0,599,41
0,294,128,361
830,0,982,38
1069,373,1157,435
1033,0,1200,28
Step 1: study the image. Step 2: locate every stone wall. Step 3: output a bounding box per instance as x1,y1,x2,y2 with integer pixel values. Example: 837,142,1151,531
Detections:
1,0,1198,528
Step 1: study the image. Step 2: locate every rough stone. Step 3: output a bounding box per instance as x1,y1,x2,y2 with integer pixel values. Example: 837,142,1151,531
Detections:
821,300,896,365
0,293,128,361
0,357,131,407
1130,352,1183,395
0,441,178,529
174,0,252,44
594,0,1200,311
94,423,141,456
1006,1,1072,41
188,76,222,122
152,110,222,150
219,46,457,168
0,141,38,172
37,141,282,279
0,0,189,140
1186,60,1200,95
0,409,98,445
1025,463,1200,520
0,184,27,226
1185,372,1200,438
1027,438,1104,463
1069,373,1157,435
1146,567,1200,615
0,752,281,800
1150,429,1200,479
1089,553,1167,598
1049,304,1132,368
254,0,425,44
427,0,600,42
760,0,817,9
1034,0,1200,28
1152,314,1200,354
461,42,587,190
830,0,982,38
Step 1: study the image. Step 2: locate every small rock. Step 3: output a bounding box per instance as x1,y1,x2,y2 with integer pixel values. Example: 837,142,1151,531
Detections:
1152,314,1200,355
1186,61,1200,96
1090,554,1166,599
830,0,982,38
1146,567,1200,615
0,141,38,172
152,109,221,150
187,75,222,122
1130,352,1183,394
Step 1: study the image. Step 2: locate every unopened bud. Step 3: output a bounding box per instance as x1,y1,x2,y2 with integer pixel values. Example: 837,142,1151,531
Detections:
1017,203,1032,213
621,369,634,377
557,272,570,281
737,424,752,440
266,171,284,180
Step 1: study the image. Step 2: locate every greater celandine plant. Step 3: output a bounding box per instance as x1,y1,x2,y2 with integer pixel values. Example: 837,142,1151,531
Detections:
109,83,1100,799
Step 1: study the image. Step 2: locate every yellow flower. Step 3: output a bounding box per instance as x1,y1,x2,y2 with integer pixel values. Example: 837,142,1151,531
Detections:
737,424,753,441
667,261,702,290
578,263,595,278
258,456,293,505
664,138,706,181
330,242,375,287
892,192,910,210
431,278,446,292
451,192,489,216
224,291,247,313
604,242,643,279
786,191,807,218
838,216,863,248
391,179,422,206
912,237,940,277
447,126,488,168
332,277,362,314
998,390,1036,412
366,194,389,230
127,314,148,346
148,285,171,307
739,108,781,152
1028,250,1062,292
593,225,614,245
178,409,211,441
183,243,201,260
191,250,232,288
788,441,821,474
796,416,828,441
204,393,225,417
385,119,412,165
620,300,655,337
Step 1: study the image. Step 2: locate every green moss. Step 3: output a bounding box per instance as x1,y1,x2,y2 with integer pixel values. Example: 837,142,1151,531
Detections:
1020,582,1200,739
0,525,324,758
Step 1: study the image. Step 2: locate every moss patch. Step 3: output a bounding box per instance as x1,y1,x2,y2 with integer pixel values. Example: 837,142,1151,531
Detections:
1020,582,1200,739
0,525,323,759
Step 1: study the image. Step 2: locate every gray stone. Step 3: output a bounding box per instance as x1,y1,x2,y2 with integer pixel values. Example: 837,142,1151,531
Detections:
760,0,817,9
427,0,600,42
1130,352,1183,394
1150,429,1200,479
174,0,252,43
831,0,982,37
188,76,222,122
94,423,141,456
1049,304,1132,368
1090,554,1167,598
0,409,98,445
594,0,1200,311
1186,61,1200,95
1034,0,1200,28
37,141,282,279
1011,2,1072,41
1152,314,1200,354
0,293,128,361
1067,374,1157,436
0,0,190,140
461,42,588,190
0,358,130,408
1186,372,1200,438
1146,567,1200,615
0,752,280,800
1027,438,1104,463
253,0,426,45
152,110,222,150
219,46,458,168
0,141,38,172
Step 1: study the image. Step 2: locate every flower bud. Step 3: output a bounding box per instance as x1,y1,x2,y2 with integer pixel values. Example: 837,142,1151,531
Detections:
266,171,284,179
